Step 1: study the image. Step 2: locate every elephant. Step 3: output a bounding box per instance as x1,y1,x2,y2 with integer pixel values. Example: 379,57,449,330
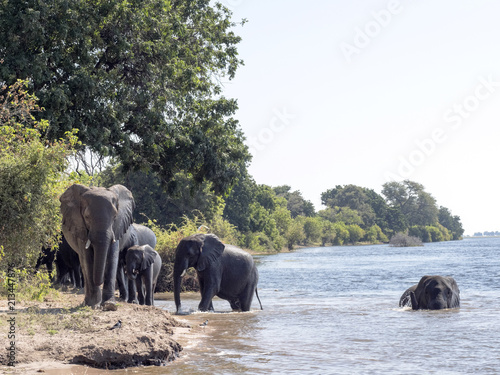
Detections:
35,246,56,280
54,235,83,289
173,233,262,313
60,184,135,308
125,245,162,306
116,223,157,303
35,236,83,288
399,275,460,310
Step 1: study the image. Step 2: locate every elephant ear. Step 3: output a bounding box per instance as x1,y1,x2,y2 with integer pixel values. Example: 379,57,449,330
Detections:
141,246,158,271
60,184,91,247
108,185,135,241
446,277,460,308
196,234,225,272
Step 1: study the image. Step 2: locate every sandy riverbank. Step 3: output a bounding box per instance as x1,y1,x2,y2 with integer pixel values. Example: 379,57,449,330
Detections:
0,292,190,374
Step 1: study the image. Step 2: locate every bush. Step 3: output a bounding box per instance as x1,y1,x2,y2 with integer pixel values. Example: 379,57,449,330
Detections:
389,232,423,247
0,80,78,271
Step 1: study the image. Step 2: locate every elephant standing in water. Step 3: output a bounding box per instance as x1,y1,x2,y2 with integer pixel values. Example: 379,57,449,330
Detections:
60,184,135,308
173,233,262,313
399,275,460,310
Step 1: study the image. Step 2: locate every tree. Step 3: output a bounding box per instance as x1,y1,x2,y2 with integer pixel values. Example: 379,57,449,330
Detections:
347,224,365,244
98,163,222,226
321,185,377,228
303,217,322,244
0,80,77,269
274,186,315,218
438,206,464,240
382,180,438,227
0,0,250,194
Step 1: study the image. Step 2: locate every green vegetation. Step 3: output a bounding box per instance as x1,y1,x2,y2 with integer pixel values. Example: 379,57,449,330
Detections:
0,1,465,297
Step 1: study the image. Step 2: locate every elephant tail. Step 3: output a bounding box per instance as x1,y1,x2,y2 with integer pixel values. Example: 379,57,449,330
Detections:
255,288,263,310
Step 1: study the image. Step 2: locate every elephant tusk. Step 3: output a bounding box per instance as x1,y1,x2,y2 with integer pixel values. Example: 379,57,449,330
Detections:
180,269,187,278
85,239,91,249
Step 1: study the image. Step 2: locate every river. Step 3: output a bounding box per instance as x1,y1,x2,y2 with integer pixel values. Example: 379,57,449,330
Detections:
56,237,500,374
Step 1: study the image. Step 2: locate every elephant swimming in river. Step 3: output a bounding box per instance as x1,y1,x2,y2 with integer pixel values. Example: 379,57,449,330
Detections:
399,275,460,310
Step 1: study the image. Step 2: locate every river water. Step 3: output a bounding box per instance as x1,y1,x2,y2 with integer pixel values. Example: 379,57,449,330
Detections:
54,237,500,374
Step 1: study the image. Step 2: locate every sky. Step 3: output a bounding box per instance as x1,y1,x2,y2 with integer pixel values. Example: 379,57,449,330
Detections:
220,0,500,236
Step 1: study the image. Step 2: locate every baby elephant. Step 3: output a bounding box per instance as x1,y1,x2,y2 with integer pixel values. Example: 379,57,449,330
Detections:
125,245,162,306
399,275,460,310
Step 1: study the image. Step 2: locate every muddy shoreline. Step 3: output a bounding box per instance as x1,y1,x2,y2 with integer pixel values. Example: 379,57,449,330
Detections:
0,292,191,373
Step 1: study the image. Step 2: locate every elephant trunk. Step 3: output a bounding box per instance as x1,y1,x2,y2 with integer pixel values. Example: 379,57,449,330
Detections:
89,229,115,286
173,258,188,313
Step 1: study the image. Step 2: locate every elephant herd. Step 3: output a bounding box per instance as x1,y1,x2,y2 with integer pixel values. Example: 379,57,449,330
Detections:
40,183,460,313
47,183,262,312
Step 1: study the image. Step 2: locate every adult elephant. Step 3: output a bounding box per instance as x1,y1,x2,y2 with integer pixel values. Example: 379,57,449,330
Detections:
116,223,157,303
399,275,460,310
60,184,135,308
173,233,262,313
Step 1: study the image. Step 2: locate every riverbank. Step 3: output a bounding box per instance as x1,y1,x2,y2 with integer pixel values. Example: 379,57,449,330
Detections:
0,292,188,373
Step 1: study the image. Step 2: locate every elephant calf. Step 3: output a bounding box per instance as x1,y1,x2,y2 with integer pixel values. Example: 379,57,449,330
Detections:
173,233,263,313
399,275,460,310
125,245,162,306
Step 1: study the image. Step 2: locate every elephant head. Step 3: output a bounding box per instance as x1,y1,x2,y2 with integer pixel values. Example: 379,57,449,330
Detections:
410,275,460,310
60,184,135,307
125,245,157,281
173,233,225,312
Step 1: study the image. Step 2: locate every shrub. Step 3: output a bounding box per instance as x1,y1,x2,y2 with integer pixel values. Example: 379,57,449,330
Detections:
389,232,423,247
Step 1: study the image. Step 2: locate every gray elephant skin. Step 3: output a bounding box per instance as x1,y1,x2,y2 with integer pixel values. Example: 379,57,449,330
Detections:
116,223,157,303
399,275,460,310
125,245,162,306
60,184,135,308
174,233,262,313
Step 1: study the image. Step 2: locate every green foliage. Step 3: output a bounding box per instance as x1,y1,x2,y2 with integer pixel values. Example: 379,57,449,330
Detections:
0,0,250,195
382,180,438,227
320,220,336,246
274,185,315,218
1,269,59,302
285,218,306,250
302,217,322,244
438,206,464,240
332,222,350,246
347,224,365,244
364,224,389,243
0,80,77,270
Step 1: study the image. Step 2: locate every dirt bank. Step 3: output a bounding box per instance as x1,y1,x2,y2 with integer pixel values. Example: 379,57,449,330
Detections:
0,292,188,373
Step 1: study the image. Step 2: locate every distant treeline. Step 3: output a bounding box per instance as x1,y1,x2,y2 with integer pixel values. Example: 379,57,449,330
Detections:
100,167,464,252
473,231,500,237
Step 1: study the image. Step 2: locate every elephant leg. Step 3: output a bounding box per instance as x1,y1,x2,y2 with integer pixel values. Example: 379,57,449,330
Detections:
74,266,83,289
144,272,154,306
116,265,128,301
238,282,256,312
198,278,216,312
230,299,241,311
136,278,145,305
102,241,119,304
80,252,102,307
127,278,138,304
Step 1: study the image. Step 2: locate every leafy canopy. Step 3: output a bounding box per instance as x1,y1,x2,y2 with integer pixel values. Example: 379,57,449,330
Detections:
0,0,250,193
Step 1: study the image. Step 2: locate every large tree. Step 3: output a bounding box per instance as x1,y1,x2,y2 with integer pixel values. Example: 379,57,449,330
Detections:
382,180,438,227
0,0,250,193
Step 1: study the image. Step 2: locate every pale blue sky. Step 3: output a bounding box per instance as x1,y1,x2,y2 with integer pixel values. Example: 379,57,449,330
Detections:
221,0,500,235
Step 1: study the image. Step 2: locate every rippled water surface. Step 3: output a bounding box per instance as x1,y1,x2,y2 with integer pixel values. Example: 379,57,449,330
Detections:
55,238,500,374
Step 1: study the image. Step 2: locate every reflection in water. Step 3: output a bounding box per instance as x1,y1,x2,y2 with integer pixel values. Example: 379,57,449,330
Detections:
42,238,500,374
